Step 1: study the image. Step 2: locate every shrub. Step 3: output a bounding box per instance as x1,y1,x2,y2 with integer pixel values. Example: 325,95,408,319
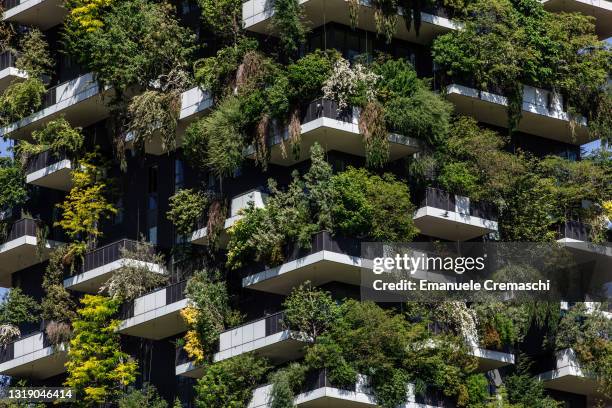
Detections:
272,0,307,61
438,161,480,197
194,354,270,408
14,28,53,77
100,237,167,301
118,384,168,408
269,363,307,408
167,189,210,235
182,269,242,363
197,0,242,43
17,117,85,166
0,288,40,344
465,374,490,407
283,282,340,342
183,96,245,178
42,246,78,323
323,58,379,109
45,321,72,346
0,157,27,211
0,77,46,125
331,167,418,241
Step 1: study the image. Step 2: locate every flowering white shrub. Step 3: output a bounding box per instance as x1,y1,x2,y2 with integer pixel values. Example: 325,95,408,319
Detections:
323,58,380,110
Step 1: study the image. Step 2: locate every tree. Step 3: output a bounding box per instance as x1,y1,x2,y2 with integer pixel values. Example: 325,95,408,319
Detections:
0,288,40,345
0,157,27,212
194,354,269,408
197,0,242,44
118,384,168,408
182,269,241,364
55,154,116,251
283,282,340,342
166,189,209,235
42,246,77,324
65,295,137,406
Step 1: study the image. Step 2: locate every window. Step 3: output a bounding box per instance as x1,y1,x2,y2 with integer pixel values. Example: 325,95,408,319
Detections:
175,159,184,191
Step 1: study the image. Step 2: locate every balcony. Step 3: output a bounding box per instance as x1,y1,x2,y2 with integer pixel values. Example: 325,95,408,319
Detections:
541,0,612,39
0,50,27,92
242,231,363,295
536,349,604,398
25,150,72,191
63,239,166,293
117,280,189,340
413,187,498,241
470,346,515,372
125,86,213,155
2,0,67,30
445,84,590,145
556,221,612,255
249,370,454,408
177,311,302,378
0,72,109,140
243,0,460,45
0,218,62,287
0,330,67,379
245,99,421,166
189,188,268,246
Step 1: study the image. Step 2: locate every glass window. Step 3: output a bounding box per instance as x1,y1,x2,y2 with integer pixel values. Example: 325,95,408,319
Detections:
148,226,158,245
175,159,184,190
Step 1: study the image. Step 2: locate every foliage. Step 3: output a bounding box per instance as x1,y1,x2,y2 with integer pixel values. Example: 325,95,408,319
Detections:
272,0,307,61
166,189,210,235
323,58,379,110
285,50,339,106
0,77,46,125
197,0,242,44
17,117,85,166
194,354,270,408
183,96,245,178
0,287,40,326
359,100,389,167
226,144,330,269
0,324,21,346
182,269,242,364
0,158,27,211
374,58,452,146
65,0,114,32
283,282,339,342
14,29,52,77
100,237,167,301
127,87,181,155
503,359,561,408
555,304,612,398
330,167,418,241
64,0,194,93
465,374,490,407
42,246,78,323
471,302,528,350
65,295,138,406
269,363,307,408
118,384,168,408
432,0,610,136
55,154,116,250
45,321,72,346
194,38,258,100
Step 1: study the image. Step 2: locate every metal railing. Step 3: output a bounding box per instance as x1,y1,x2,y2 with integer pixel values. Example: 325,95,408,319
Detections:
25,149,69,174
302,369,356,393
557,220,591,242
419,187,498,221
0,321,51,364
240,231,361,278
0,50,17,70
2,0,20,10
2,218,38,244
78,239,150,274
301,98,353,124
119,279,187,320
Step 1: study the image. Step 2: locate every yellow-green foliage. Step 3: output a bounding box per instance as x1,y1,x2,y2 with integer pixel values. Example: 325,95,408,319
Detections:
66,0,114,32
55,155,116,248
65,295,137,405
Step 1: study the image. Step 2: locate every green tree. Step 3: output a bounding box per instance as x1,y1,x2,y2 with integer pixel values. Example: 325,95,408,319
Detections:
283,282,340,342
166,189,209,235
55,155,116,251
194,354,269,408
65,295,137,406
0,157,27,211
118,384,168,408
0,288,40,327
197,0,242,44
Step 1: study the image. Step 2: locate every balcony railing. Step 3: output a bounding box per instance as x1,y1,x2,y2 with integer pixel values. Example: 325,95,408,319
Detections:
239,231,361,278
301,369,357,393
1,218,38,244
0,50,17,70
557,220,591,242
78,239,147,274
119,279,188,320
419,187,498,221
301,98,353,124
25,149,69,174
2,0,20,10
0,322,52,365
